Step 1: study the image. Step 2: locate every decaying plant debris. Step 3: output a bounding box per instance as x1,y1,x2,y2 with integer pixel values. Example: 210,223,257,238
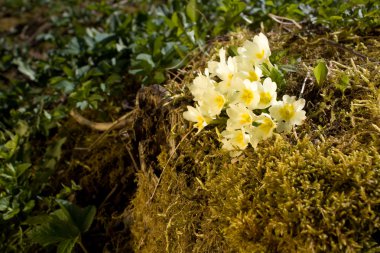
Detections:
64,28,380,252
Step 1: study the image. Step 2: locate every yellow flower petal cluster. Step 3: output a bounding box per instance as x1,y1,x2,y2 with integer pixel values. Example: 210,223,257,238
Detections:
183,33,307,154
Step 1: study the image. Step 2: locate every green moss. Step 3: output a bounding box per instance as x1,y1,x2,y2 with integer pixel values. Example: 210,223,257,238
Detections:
132,132,379,252
130,30,380,252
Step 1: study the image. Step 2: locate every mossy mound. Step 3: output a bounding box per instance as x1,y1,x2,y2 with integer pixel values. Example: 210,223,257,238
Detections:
129,29,380,252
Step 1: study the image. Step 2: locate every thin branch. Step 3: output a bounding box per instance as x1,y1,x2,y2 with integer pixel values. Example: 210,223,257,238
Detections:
77,238,89,253
299,70,310,98
69,109,134,131
268,13,302,29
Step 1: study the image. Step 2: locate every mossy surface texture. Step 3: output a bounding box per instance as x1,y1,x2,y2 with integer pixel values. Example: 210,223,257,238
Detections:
130,30,380,252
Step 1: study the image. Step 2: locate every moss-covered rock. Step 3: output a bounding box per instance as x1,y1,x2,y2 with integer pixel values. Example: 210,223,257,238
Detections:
130,30,380,252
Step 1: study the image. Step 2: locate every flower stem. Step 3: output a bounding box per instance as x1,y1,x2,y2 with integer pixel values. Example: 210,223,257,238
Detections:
78,238,89,253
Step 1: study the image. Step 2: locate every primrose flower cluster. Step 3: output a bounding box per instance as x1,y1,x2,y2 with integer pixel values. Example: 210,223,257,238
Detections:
183,33,306,154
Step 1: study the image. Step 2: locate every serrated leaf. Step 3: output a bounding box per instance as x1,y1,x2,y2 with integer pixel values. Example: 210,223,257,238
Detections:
186,0,197,22
313,61,328,85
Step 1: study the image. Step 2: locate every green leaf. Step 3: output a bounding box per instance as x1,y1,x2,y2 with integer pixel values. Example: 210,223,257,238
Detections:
3,207,20,220
186,0,197,22
261,63,286,91
24,214,51,225
0,134,19,160
57,238,78,253
15,163,31,178
40,137,66,177
154,71,166,84
23,199,35,212
27,209,80,247
313,61,328,85
56,199,96,233
0,196,10,211
50,77,75,94
335,73,350,93
15,120,29,137
13,58,36,81
136,54,155,69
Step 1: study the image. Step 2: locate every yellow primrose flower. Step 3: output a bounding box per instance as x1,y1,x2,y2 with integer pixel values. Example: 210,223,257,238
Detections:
226,103,256,130
199,89,226,117
207,48,240,95
238,33,271,65
208,48,238,80
183,105,211,132
269,95,306,133
221,128,250,152
235,56,263,82
233,79,260,109
256,77,277,109
188,73,215,102
247,113,276,148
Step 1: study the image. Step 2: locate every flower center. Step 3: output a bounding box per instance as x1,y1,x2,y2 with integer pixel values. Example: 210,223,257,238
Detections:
234,131,246,147
259,117,275,133
259,92,272,105
195,115,205,129
215,95,225,110
240,113,252,125
255,49,265,60
279,104,295,121
241,89,254,105
248,70,259,81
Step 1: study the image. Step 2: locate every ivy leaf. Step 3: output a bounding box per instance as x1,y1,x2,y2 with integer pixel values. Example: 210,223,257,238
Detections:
313,61,328,85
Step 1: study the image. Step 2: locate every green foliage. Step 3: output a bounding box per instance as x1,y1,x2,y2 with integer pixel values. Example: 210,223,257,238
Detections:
313,60,328,86
27,199,96,253
0,121,67,251
245,0,380,33
262,63,287,91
